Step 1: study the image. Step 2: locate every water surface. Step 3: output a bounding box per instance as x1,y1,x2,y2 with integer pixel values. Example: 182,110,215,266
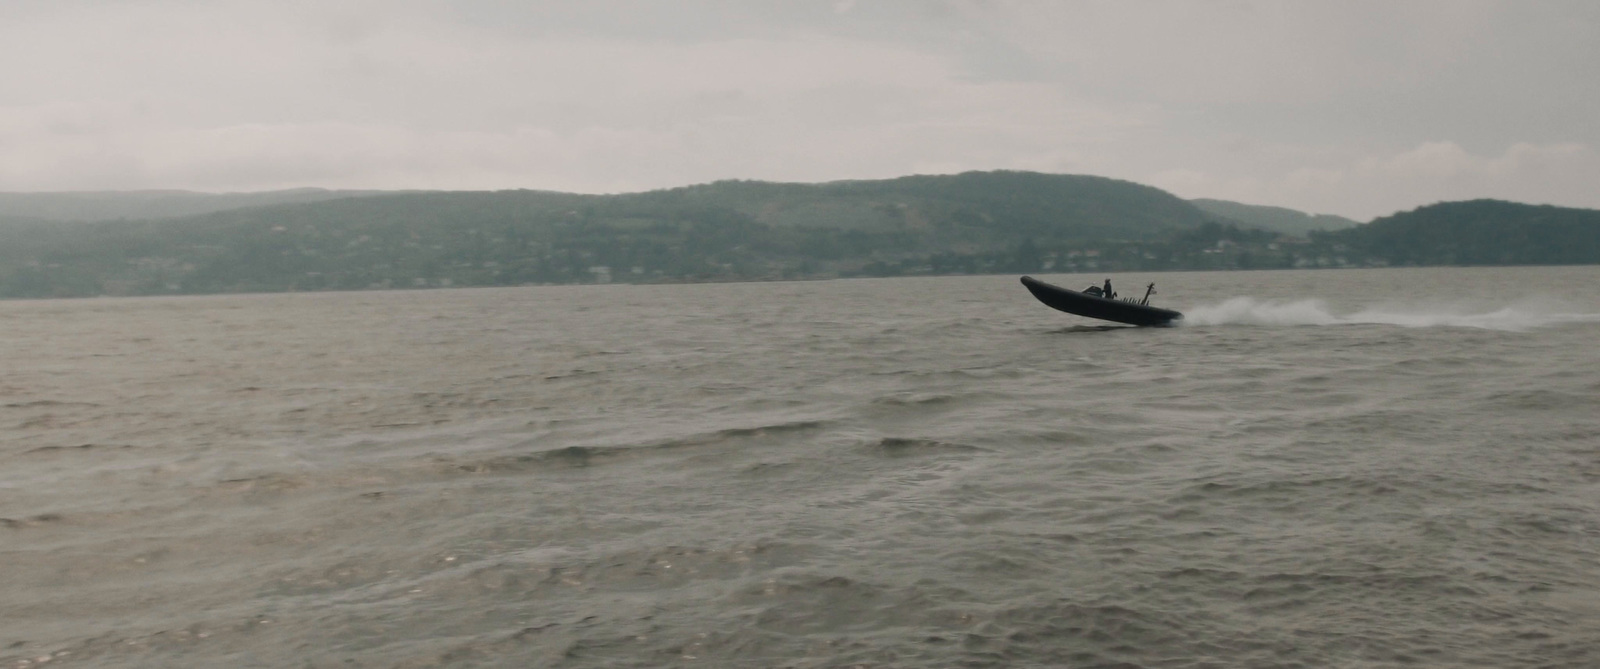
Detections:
3,266,1599,668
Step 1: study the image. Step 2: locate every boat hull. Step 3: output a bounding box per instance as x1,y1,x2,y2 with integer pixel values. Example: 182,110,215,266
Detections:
1019,276,1182,327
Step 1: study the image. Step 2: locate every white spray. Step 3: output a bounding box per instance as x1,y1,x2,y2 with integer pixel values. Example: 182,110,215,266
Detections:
1179,297,1600,332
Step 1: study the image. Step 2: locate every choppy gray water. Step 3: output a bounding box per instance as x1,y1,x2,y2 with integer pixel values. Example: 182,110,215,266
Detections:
4,266,1600,668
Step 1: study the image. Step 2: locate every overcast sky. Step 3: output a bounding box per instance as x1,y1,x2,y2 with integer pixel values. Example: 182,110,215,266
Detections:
1,0,1595,219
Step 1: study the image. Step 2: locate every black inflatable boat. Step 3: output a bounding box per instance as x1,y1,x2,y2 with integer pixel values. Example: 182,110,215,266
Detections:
1020,276,1183,327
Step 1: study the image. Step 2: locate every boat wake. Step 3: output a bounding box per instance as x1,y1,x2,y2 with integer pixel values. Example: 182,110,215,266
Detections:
1180,297,1600,331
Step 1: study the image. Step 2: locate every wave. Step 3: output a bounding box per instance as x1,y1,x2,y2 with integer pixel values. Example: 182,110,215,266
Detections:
1180,297,1600,331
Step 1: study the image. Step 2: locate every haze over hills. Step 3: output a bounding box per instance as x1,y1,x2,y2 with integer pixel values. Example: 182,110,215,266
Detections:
0,182,1345,237
1190,198,1363,236
0,171,1595,299
0,188,396,223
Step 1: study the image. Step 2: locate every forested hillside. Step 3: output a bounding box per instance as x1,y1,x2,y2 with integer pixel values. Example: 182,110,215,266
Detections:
4,173,1592,299
0,172,1241,297
1319,200,1600,266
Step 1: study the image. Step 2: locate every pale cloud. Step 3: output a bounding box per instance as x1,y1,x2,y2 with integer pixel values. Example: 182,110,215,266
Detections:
0,0,1596,219
0,7,1153,192
1152,141,1600,220
1372,141,1589,181
946,0,1504,104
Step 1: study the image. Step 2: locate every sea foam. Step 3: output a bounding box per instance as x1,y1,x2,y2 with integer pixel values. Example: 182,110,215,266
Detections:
1179,297,1600,331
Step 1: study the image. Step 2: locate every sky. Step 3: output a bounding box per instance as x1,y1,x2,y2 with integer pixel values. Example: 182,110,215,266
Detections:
1,0,1596,220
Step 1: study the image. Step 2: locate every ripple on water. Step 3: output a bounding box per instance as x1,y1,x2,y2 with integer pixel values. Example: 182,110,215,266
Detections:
3,269,1600,667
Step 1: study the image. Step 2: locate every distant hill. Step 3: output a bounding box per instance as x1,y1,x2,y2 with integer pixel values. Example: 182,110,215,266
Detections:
1322,199,1600,266
1,171,1242,297
11,172,1593,298
0,188,396,222
611,171,1214,239
1190,198,1361,236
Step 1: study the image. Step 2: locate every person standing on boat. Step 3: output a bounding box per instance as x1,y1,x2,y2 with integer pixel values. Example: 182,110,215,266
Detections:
1102,279,1115,300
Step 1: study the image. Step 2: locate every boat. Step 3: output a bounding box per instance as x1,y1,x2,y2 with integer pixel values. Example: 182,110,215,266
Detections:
1019,276,1182,327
